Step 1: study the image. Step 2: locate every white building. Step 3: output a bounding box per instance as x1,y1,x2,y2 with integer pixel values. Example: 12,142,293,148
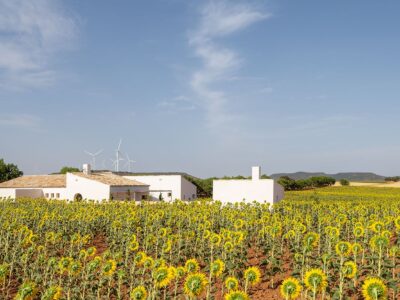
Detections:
0,164,149,201
213,166,284,204
121,172,197,201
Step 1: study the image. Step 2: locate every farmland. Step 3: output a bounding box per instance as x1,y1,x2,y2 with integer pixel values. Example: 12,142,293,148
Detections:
1,187,400,299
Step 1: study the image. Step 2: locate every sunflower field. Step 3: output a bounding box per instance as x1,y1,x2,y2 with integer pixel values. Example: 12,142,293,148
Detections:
0,186,399,299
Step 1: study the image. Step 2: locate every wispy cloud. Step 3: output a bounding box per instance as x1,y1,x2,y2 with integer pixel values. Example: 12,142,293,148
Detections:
0,0,78,90
158,95,197,113
189,1,269,127
0,113,42,129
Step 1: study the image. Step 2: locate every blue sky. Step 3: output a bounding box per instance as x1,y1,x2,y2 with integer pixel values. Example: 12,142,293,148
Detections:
1,0,399,177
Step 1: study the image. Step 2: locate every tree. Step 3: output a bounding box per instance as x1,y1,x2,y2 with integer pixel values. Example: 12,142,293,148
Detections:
0,159,23,183
340,179,350,186
59,166,80,174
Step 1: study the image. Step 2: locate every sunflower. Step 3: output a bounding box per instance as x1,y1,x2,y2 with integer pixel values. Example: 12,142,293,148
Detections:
130,286,147,300
185,258,200,273
153,266,174,288
143,256,154,270
335,241,352,257
244,266,261,286
224,290,250,300
210,259,225,277
162,240,172,253
304,269,328,292
342,261,357,279
129,240,139,252
353,227,365,238
102,259,117,277
380,230,392,239
225,276,239,291
41,286,63,300
183,272,208,297
224,241,234,253
58,257,73,273
352,243,363,255
134,251,147,266
370,221,385,233
210,233,222,246
280,277,302,299
175,266,186,279
303,232,319,248
394,216,400,230
234,219,244,230
361,277,387,300
14,281,37,300
69,260,82,276
369,235,389,251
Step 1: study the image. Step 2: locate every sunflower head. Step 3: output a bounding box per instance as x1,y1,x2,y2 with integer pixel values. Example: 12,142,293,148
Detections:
370,235,389,251
225,276,239,291
41,286,63,300
153,266,174,288
185,258,200,273
361,277,387,300
303,232,319,248
244,266,261,285
280,277,302,299
130,286,147,300
224,290,250,300
335,241,352,257
69,261,82,276
342,261,357,279
129,240,139,252
351,243,363,255
353,226,365,238
134,251,147,266
224,241,234,253
304,269,328,292
15,281,37,300
370,221,385,233
58,257,73,273
175,266,186,279
210,259,225,277
210,233,222,246
102,259,117,277
183,272,208,297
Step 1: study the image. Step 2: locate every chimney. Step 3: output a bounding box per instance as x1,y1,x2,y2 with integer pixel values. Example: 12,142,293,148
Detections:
83,164,91,175
252,166,261,180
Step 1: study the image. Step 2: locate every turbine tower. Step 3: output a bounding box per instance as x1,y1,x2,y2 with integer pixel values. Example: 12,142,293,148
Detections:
113,139,124,172
125,153,136,172
84,149,103,170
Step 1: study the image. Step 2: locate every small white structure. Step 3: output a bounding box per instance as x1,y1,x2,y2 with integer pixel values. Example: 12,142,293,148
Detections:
0,165,149,202
121,172,197,201
213,166,284,204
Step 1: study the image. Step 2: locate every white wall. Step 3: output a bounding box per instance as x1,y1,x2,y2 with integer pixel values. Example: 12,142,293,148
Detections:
0,188,16,199
213,179,284,204
66,173,110,201
42,188,68,200
124,175,197,201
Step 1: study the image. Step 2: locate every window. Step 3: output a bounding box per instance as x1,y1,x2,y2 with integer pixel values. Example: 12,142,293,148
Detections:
45,193,49,198
56,193,60,198
51,193,54,198
141,195,148,200
168,192,172,197
192,194,195,199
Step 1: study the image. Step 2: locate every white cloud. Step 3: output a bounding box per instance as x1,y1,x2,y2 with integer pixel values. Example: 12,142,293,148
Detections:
0,113,42,129
0,0,78,89
158,95,197,113
189,1,269,127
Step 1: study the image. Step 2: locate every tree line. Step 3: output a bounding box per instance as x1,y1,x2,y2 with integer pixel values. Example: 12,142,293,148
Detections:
277,176,336,191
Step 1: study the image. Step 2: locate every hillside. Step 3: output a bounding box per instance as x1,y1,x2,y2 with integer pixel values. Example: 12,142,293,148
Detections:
270,172,386,182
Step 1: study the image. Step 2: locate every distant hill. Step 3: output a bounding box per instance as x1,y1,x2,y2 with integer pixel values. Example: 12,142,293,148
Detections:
270,172,386,182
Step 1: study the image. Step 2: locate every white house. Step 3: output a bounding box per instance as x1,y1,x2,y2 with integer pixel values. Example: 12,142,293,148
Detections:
213,166,284,204
120,172,197,201
0,164,149,201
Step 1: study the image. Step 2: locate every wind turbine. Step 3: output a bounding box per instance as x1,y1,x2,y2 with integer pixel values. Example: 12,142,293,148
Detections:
113,139,124,172
84,149,103,170
124,153,136,172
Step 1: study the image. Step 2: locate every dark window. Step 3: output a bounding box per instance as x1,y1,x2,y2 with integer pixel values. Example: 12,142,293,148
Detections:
168,192,172,197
